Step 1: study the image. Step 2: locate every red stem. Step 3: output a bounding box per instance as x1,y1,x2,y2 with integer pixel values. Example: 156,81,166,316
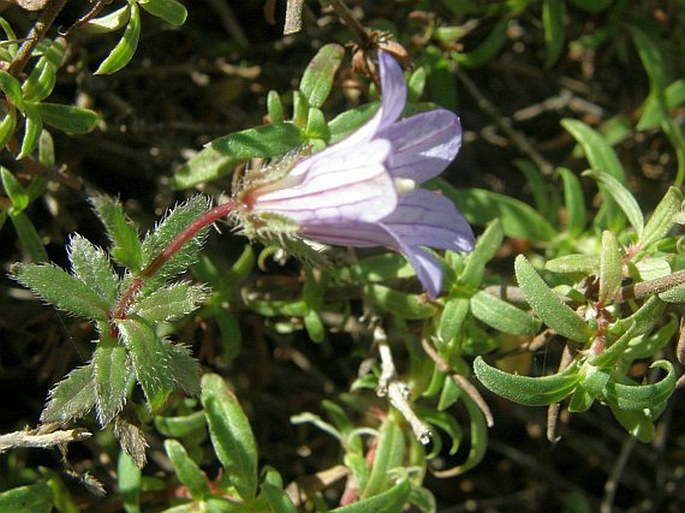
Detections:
110,199,239,320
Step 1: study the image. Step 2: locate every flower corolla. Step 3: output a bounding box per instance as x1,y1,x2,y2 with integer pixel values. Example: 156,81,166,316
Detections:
238,51,474,297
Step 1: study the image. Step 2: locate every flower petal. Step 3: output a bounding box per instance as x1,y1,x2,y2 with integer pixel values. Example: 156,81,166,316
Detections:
378,109,462,183
251,139,397,224
380,189,474,251
394,242,444,298
326,50,407,153
302,221,394,248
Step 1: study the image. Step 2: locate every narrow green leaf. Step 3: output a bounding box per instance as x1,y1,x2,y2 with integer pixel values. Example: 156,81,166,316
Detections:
0,483,53,513
118,452,142,513
12,263,110,319
470,290,540,336
116,317,176,410
18,103,43,159
562,119,627,183
328,102,379,143
95,1,140,75
438,297,470,344
299,43,345,109
583,169,643,235
609,405,655,442
543,0,565,68
139,0,188,26
173,123,303,189
129,282,209,322
623,316,678,361
22,40,63,102
10,211,48,262
165,439,211,499
262,482,298,513
304,107,329,140
637,79,685,131
598,230,622,305
41,363,96,423
154,410,206,438
361,419,404,498
0,69,24,107
34,103,99,134
331,479,411,513
454,18,509,68
558,167,587,236
366,284,437,320
474,356,580,406
513,159,549,217
267,90,284,123
604,360,676,411
609,295,665,340
201,374,259,500
515,255,591,343
68,234,119,305
407,66,427,102
545,254,598,274
639,186,683,249
1,166,29,213
93,343,130,426
438,183,557,241
328,253,414,285
90,194,142,271
0,109,17,149
84,4,131,34
459,218,503,288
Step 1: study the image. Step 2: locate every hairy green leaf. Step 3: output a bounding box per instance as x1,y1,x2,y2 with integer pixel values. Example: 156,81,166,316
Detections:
459,219,503,288
474,356,580,406
68,235,119,305
129,282,209,322
545,254,598,274
93,343,130,426
599,230,622,305
639,186,683,249
583,169,643,235
604,360,676,411
41,363,96,423
331,479,411,513
366,284,438,320
470,290,540,336
90,195,142,271
12,263,110,320
515,255,591,343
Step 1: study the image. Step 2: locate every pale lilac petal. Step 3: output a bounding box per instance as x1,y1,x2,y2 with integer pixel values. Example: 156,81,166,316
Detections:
378,110,462,183
380,189,474,251
324,50,407,153
394,243,443,298
302,221,394,248
251,139,397,224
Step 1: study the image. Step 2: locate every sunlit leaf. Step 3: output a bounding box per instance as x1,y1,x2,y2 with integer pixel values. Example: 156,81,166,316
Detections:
35,103,99,134
41,363,96,423
93,343,131,425
470,290,540,336
139,0,187,26
95,1,141,75
299,43,345,109
165,439,211,500
68,234,119,305
0,483,53,513
583,169,643,235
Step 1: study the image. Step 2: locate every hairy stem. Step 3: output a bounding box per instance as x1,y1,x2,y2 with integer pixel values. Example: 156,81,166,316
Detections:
111,199,239,320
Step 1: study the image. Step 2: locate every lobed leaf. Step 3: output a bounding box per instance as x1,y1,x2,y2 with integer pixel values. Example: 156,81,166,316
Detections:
474,356,580,407
12,263,110,320
93,343,131,426
68,235,119,306
515,255,591,343
90,194,142,271
201,373,259,500
129,282,209,322
116,317,176,410
41,363,96,423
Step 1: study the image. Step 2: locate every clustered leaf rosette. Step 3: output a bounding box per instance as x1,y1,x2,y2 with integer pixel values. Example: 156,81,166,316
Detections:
236,51,474,297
